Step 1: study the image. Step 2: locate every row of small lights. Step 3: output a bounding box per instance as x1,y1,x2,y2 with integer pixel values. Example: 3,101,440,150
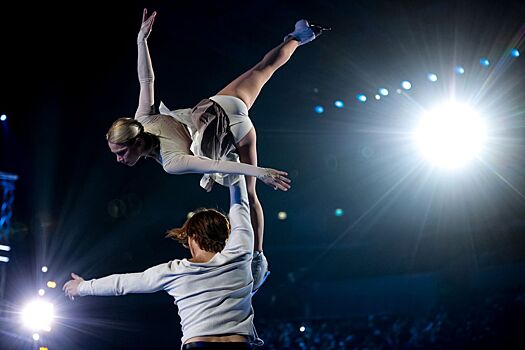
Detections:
1,50,520,122
313,49,521,114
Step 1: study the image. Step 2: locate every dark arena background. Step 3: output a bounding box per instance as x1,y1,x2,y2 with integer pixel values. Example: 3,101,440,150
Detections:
1,1,525,349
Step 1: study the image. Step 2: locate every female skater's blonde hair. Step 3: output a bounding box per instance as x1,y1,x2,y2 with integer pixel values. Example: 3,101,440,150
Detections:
166,208,231,253
106,118,144,144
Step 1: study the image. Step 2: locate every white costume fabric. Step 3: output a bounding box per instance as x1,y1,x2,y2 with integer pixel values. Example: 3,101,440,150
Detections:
135,104,265,191
157,95,254,190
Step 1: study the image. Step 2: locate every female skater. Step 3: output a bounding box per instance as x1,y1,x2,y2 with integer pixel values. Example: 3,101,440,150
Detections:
106,9,328,292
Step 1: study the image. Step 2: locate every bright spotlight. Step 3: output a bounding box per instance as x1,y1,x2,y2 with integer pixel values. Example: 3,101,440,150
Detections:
334,208,344,217
0,244,10,251
21,299,55,331
427,73,438,82
379,88,389,96
46,281,57,289
401,81,412,90
374,94,381,100
41,266,48,273
415,102,487,169
356,94,367,102
38,289,45,296
314,105,325,114
299,326,306,332
277,211,287,220
455,66,465,75
0,114,6,121
511,48,520,57
334,100,344,108
480,57,490,67
32,333,40,341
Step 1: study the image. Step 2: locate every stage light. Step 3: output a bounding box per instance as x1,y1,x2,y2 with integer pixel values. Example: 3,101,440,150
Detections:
0,256,9,263
0,114,6,121
511,48,520,57
314,105,325,114
374,94,381,100
480,57,490,67
46,281,57,289
21,299,55,332
277,211,287,220
334,100,344,108
401,81,412,90
356,94,367,102
378,88,389,96
32,333,40,341
427,73,438,82
41,266,48,273
38,289,45,296
299,326,306,332
455,66,465,75
414,102,486,169
0,244,10,251
334,208,344,217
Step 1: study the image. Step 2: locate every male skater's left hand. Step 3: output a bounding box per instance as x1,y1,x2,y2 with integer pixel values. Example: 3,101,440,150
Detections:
63,273,84,300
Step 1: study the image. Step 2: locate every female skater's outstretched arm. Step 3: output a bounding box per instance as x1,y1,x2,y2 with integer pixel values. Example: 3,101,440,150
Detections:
162,153,291,191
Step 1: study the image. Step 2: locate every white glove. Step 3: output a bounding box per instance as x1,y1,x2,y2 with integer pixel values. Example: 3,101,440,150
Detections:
137,8,157,44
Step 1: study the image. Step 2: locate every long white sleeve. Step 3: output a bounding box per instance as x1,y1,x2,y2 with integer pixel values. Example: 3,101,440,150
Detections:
223,176,254,254
162,154,268,178
135,39,155,118
77,262,175,297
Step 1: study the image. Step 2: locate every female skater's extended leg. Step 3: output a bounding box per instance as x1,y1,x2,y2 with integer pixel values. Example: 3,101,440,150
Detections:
216,19,330,108
216,38,299,110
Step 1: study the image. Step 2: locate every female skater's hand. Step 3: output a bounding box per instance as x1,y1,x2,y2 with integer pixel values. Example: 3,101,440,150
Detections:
63,273,85,300
258,168,291,191
137,8,157,43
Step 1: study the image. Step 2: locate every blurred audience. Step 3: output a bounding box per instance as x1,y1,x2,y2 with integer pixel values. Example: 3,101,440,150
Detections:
257,287,525,349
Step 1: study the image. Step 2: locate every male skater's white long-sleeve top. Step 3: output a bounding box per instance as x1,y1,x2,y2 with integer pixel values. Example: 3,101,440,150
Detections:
77,177,259,346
